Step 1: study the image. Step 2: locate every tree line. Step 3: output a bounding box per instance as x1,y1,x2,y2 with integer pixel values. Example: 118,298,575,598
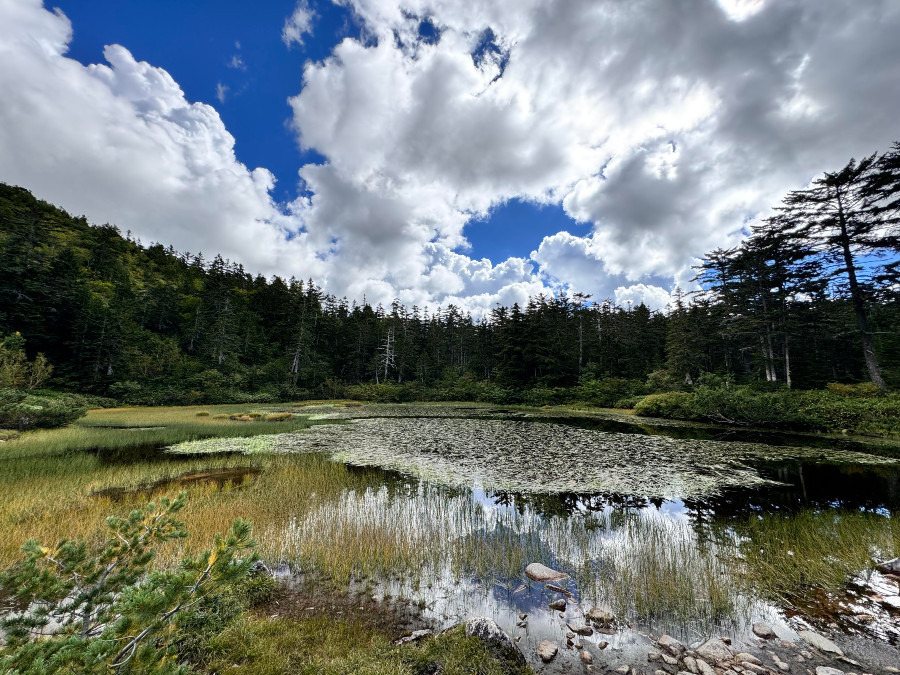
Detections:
0,143,897,405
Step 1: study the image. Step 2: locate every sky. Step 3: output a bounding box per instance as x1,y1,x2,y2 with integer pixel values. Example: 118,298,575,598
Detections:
1,0,899,316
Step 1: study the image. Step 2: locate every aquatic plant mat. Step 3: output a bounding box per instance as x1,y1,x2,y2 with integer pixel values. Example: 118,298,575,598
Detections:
170,409,900,500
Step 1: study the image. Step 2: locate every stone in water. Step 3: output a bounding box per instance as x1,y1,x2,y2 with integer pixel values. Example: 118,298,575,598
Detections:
525,563,568,582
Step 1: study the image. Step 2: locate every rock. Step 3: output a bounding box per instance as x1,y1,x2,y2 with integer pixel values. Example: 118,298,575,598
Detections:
797,631,843,657
587,607,616,625
518,613,527,620
516,621,526,628
525,563,568,582
566,631,576,639
249,560,272,576
549,598,567,611
814,668,845,675
537,640,558,663
567,622,594,636
656,671,670,675
658,635,686,657
662,654,679,666
547,583,568,594
696,659,716,675
736,654,763,666
696,639,734,665
581,650,594,664
574,641,582,649
648,653,662,662
884,669,900,674
393,629,433,645
464,617,526,667
684,656,699,673
753,623,777,640
742,663,769,675
876,557,900,574
615,667,629,675
598,641,609,650
678,671,696,675
771,657,790,672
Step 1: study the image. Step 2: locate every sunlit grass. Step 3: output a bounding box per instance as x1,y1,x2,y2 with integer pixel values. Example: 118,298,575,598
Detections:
0,404,321,459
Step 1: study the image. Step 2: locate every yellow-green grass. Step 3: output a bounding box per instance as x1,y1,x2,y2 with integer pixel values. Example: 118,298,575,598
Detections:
0,404,322,460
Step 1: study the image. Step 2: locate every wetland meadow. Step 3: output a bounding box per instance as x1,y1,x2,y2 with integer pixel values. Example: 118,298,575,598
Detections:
2,401,899,673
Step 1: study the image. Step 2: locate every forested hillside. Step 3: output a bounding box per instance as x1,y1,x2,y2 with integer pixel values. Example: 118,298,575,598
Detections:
1,144,898,408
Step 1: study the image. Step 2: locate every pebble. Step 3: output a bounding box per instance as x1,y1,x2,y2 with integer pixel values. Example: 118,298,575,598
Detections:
814,668,845,675
549,598,567,611
599,641,609,650
581,650,593,664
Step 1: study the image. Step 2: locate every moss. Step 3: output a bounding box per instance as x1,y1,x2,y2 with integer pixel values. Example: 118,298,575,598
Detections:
200,616,532,675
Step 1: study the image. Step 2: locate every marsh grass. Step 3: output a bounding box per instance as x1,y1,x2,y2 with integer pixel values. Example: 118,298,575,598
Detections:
0,404,319,460
732,509,900,603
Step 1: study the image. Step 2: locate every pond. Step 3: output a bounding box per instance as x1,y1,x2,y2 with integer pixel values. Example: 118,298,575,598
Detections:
167,404,900,671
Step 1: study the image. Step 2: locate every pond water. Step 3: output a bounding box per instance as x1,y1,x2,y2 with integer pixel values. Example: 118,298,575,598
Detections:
165,404,900,671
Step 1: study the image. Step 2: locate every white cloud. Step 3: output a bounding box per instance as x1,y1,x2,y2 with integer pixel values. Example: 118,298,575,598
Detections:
215,81,228,102
282,1,315,48
613,284,674,312
228,54,246,70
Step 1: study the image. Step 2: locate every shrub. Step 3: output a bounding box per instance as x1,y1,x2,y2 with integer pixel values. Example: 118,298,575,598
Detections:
0,388,88,430
212,413,231,419
196,411,211,417
633,391,694,418
265,412,292,422
0,493,256,674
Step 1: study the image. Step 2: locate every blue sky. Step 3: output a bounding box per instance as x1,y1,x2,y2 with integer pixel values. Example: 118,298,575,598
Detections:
2,0,899,314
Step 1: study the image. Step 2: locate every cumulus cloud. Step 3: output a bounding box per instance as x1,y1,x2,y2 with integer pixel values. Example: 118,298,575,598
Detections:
282,1,315,48
288,0,900,305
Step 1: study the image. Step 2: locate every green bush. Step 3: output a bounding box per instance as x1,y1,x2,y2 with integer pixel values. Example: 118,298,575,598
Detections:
633,391,694,418
0,388,88,430
634,385,900,434
573,377,647,407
